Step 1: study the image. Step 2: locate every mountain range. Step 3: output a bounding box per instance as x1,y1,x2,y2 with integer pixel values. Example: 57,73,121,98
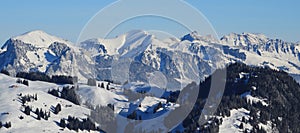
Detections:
1,30,299,85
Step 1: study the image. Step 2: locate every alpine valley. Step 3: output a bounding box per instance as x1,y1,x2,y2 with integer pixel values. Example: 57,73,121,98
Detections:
0,30,299,133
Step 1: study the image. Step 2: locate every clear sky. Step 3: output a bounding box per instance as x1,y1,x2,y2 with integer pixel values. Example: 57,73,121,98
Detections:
0,0,299,45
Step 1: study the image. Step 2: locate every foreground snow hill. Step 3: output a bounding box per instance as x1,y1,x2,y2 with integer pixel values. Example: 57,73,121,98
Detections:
1,62,299,132
0,73,180,132
0,73,95,132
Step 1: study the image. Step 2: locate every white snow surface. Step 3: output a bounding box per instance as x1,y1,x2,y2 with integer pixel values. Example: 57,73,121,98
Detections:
0,73,177,132
241,91,269,106
219,108,252,133
0,74,95,133
12,30,72,48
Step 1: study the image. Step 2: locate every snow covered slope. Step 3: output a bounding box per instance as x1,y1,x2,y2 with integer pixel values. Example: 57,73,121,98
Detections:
0,72,180,132
12,30,71,48
0,74,96,132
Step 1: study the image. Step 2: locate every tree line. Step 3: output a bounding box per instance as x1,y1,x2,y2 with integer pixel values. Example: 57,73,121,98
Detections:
16,71,75,84
48,86,80,105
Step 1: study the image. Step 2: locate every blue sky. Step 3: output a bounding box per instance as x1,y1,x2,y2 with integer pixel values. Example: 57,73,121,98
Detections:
0,0,299,44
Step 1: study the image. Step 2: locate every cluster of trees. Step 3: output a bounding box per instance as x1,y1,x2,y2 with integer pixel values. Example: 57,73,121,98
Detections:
19,93,37,105
123,88,156,101
97,82,113,90
0,69,10,76
0,121,11,129
48,86,80,105
173,63,300,132
35,108,51,120
16,72,75,84
194,117,222,133
127,110,138,120
163,90,180,103
16,79,29,86
59,116,100,132
98,82,105,88
23,106,50,120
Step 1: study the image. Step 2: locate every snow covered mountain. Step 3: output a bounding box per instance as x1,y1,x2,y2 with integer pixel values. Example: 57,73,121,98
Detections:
80,30,300,87
221,32,300,82
0,30,94,79
81,30,229,90
221,32,300,61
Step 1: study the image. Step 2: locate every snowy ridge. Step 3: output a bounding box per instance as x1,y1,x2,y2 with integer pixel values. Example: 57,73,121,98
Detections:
220,32,300,82
220,32,269,47
80,30,153,56
0,31,93,79
12,30,71,48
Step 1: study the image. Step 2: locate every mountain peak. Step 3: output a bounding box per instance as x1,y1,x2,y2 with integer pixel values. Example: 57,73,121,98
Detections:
123,29,149,36
11,30,71,47
181,31,219,43
181,31,198,42
221,32,269,46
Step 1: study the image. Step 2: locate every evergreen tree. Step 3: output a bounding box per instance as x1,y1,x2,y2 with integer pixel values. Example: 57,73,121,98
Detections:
16,79,22,84
242,116,246,123
24,106,31,115
40,108,44,119
239,123,244,129
36,108,41,120
106,84,109,90
54,103,62,114
23,80,29,86
4,122,11,128
60,119,66,128
34,93,37,101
